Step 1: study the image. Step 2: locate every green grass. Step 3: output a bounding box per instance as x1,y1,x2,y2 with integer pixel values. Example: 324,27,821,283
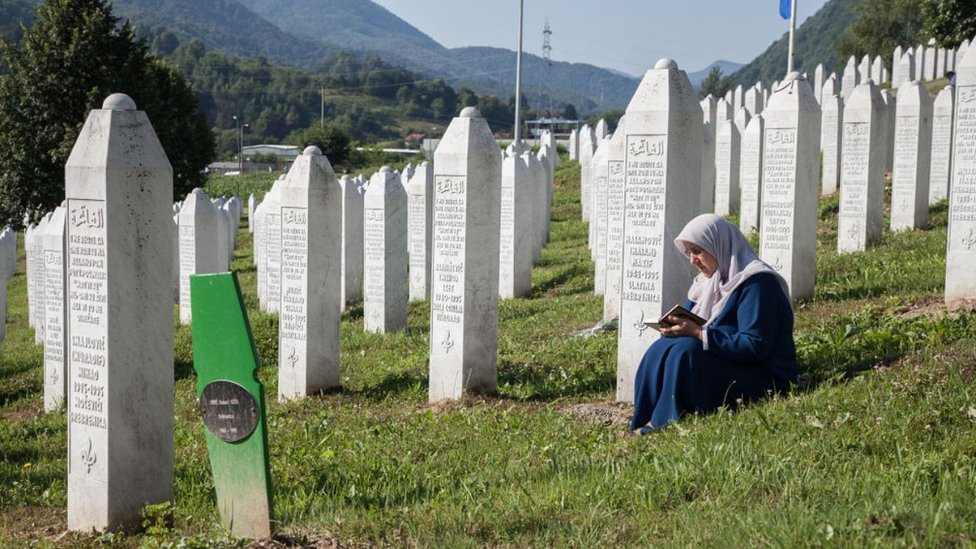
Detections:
2,160,975,547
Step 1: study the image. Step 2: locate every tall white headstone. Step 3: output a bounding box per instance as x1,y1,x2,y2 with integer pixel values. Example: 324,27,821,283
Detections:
407,161,433,301
178,188,222,324
838,82,886,253
946,48,976,306
814,64,825,104
758,74,821,300
915,45,927,81
842,56,860,101
592,136,610,295
617,58,701,403
428,107,501,402
714,118,741,216
277,146,342,400
42,207,66,412
930,86,954,204
579,125,595,220
65,93,173,531
739,114,764,236
603,116,627,322
890,81,933,232
499,146,534,299
821,91,844,195
260,184,283,313
363,166,408,333
340,175,364,307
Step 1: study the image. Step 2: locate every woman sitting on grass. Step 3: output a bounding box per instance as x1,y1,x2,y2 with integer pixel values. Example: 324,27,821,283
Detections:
629,213,798,434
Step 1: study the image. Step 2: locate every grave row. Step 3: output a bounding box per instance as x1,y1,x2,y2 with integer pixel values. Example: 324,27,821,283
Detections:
19,40,976,530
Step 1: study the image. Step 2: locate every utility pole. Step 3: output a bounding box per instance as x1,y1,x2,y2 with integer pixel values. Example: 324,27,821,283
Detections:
542,18,553,125
787,0,798,74
513,0,524,144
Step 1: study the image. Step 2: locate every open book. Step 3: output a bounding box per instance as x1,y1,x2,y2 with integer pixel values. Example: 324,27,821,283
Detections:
643,304,707,331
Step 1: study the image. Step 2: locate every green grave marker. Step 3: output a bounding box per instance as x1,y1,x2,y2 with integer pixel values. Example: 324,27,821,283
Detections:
190,272,272,539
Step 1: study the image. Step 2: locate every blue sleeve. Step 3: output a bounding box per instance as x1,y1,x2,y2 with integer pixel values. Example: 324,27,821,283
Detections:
682,298,695,310
705,275,788,363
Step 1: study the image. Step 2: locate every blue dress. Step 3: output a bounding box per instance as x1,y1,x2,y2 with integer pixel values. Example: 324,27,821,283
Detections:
630,272,797,432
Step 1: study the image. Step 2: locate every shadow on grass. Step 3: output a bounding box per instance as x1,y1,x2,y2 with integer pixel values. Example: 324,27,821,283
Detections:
530,263,592,298
350,369,428,401
497,361,614,401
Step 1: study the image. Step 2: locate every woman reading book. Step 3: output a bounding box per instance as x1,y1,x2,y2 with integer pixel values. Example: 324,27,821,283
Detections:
629,213,798,434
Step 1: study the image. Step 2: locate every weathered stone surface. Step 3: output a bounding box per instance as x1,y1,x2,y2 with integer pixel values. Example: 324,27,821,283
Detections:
714,118,740,216
363,166,408,334
499,145,534,299
946,48,976,306
929,86,954,204
739,114,764,236
820,91,843,195
429,107,501,402
838,82,886,253
890,81,933,232
340,175,364,307
42,207,66,412
603,116,627,322
758,74,821,300
617,58,701,403
65,93,174,531
178,188,223,324
407,162,433,301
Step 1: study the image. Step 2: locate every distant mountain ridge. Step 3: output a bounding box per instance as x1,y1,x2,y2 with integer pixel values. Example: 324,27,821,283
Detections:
687,60,745,88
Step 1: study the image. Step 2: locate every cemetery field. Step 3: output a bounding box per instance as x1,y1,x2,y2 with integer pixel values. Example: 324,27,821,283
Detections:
2,161,976,547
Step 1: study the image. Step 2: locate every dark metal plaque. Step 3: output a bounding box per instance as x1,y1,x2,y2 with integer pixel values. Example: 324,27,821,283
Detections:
199,380,259,443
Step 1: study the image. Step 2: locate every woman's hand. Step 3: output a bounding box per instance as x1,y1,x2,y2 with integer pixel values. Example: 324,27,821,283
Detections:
661,315,702,340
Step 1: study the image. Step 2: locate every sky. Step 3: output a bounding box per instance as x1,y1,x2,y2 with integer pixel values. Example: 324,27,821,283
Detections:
370,0,831,77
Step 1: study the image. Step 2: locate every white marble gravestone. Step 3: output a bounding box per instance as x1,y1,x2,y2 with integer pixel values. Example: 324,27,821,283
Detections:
842,56,860,101
499,146,534,299
603,116,627,322
891,46,906,88
915,45,927,81
758,74,821,300
592,136,611,294
428,107,501,402
924,46,937,81
278,146,342,400
617,58,701,403
838,81,886,253
363,166,408,333
929,86,954,204
178,188,222,324
872,56,884,84
579,125,595,220
42,206,66,412
890,81,933,232
407,161,433,301
568,128,579,161
247,193,256,232
881,89,897,173
821,91,844,195
739,114,764,236
700,120,716,215
814,64,825,104
945,49,976,306
860,55,872,82
31,216,47,344
528,150,548,264
65,93,173,531
340,175,364,307
714,118,741,216
261,183,282,314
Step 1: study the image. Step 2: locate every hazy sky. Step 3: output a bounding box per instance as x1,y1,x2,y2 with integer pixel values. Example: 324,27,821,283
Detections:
370,0,831,77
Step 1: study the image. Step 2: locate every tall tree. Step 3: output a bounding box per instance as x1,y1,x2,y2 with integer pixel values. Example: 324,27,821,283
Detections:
698,66,732,100
0,0,214,227
835,0,926,68
922,0,976,48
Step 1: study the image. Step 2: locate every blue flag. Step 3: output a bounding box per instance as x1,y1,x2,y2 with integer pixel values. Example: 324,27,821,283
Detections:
780,0,791,19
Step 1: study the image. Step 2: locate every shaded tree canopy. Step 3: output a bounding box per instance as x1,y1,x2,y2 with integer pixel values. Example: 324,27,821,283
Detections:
0,0,215,227
699,66,733,100
287,122,351,169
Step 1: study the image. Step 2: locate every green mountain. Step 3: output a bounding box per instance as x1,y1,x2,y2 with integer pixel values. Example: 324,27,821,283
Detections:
728,0,858,88
0,0,34,43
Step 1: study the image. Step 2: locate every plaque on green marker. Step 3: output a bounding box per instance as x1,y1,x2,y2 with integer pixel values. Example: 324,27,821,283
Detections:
190,272,272,539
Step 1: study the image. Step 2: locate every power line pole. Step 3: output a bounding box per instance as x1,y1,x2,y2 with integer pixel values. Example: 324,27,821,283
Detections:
513,0,524,143
542,18,553,122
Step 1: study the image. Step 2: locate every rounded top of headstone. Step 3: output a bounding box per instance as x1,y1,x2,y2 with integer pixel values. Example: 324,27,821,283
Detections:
303,145,322,156
460,106,481,118
655,58,677,70
102,93,136,111
379,165,393,173
191,187,206,196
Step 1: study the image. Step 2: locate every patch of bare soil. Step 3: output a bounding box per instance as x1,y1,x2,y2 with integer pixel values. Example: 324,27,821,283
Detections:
0,506,66,544
892,294,950,319
559,400,631,428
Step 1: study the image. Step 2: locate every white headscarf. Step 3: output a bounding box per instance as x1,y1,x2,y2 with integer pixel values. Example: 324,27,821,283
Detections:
674,214,791,325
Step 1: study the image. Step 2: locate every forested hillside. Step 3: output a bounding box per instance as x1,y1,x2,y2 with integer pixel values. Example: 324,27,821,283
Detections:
729,0,857,88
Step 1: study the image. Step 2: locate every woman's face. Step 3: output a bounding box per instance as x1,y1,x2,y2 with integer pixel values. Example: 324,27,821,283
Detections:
683,242,719,278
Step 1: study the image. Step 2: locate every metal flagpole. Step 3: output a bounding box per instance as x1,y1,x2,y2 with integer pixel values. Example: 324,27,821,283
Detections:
787,0,798,74
513,0,524,143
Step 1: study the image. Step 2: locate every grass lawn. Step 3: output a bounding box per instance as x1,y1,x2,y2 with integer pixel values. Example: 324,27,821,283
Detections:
1,160,974,547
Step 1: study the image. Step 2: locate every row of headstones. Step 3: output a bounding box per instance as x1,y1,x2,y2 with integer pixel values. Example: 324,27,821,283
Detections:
891,39,971,90
41,44,976,530
34,92,557,533
247,142,555,334
22,189,244,412
572,52,976,403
